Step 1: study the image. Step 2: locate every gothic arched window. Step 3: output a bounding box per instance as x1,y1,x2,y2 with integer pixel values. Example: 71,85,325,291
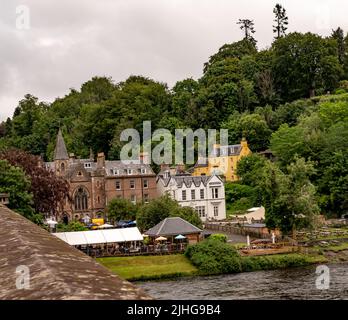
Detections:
61,162,65,172
74,187,88,211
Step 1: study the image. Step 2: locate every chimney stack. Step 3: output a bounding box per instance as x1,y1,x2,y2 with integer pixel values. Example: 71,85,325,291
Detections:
97,152,105,169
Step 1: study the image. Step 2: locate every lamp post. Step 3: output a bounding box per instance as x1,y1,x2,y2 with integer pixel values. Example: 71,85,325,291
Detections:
46,218,58,233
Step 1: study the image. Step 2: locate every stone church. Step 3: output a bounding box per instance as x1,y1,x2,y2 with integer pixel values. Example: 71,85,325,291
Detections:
46,129,157,222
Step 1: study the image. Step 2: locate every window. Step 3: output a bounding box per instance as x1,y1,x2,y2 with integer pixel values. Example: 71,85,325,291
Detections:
213,205,219,217
114,169,119,175
127,169,133,175
212,188,219,199
191,189,196,200
141,168,146,174
200,189,205,199
182,190,187,201
74,187,88,211
131,195,136,204
61,163,65,172
116,180,121,190
195,206,206,218
130,180,135,189
143,179,148,188
97,196,100,204
84,163,92,168
144,194,149,203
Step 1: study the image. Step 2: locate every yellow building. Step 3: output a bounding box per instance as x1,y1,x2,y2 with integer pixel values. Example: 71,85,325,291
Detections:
193,138,252,181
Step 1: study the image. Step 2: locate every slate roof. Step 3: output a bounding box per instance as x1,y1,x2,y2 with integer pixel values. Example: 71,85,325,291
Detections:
0,204,151,300
158,175,215,188
53,128,69,160
145,217,202,237
105,161,154,177
211,144,242,157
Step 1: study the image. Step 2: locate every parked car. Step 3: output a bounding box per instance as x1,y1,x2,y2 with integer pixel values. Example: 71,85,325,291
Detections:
117,220,136,228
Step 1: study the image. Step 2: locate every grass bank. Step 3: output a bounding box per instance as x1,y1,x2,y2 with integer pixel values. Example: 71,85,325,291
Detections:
97,254,198,281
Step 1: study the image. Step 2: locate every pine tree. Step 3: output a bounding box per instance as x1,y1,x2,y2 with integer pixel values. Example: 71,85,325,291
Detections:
331,27,345,64
273,4,288,40
237,19,257,46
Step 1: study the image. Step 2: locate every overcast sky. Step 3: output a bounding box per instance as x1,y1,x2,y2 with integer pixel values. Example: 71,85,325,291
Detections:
0,0,347,121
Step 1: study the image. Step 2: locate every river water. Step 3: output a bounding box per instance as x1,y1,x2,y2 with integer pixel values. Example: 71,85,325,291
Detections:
138,263,348,300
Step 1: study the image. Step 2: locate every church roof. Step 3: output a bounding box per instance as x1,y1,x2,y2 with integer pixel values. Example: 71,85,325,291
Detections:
145,217,202,237
53,128,69,160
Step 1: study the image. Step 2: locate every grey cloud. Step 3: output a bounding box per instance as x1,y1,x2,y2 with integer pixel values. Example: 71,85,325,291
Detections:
0,0,346,120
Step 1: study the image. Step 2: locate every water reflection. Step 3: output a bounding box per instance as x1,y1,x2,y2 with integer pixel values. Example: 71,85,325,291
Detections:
138,263,348,300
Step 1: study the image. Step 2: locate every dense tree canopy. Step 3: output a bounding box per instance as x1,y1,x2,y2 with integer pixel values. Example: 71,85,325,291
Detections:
1,6,348,225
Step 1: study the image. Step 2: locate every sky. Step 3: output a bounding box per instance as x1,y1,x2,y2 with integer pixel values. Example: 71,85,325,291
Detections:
0,0,347,121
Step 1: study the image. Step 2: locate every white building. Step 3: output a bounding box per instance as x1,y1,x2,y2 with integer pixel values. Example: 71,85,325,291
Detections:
157,172,226,222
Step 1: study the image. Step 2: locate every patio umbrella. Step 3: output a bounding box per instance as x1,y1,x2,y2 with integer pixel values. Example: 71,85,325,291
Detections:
155,236,167,241
175,234,186,240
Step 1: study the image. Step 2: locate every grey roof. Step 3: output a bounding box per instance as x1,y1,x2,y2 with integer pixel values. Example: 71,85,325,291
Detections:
105,161,154,177
159,175,215,188
145,217,202,237
53,128,69,160
0,204,151,300
211,144,242,157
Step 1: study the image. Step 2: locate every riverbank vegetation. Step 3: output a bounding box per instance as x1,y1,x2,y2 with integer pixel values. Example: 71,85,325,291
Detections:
184,238,327,275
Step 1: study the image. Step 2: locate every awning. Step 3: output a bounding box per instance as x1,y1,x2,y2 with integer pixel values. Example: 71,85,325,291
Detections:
53,227,143,246
65,231,88,246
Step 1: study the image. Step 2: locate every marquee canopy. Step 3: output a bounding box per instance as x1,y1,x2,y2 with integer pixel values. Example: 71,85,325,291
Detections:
54,227,143,246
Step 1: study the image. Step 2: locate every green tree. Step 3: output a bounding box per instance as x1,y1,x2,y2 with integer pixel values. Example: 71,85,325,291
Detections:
136,195,202,231
222,113,272,151
260,158,319,234
331,27,345,65
0,160,34,219
273,4,288,40
273,32,342,101
107,198,138,222
237,19,257,46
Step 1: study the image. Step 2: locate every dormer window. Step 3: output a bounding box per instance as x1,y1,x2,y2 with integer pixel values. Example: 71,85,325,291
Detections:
114,169,119,175
84,163,92,168
127,169,133,175
141,168,146,174
77,171,82,177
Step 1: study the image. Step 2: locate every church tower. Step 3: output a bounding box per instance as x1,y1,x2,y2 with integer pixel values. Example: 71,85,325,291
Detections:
54,128,69,176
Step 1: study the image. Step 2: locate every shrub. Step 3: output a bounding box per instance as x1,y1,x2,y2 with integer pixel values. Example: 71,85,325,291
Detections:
185,239,240,274
209,234,228,243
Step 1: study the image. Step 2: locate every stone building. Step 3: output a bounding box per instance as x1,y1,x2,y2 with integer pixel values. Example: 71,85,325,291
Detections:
46,129,157,222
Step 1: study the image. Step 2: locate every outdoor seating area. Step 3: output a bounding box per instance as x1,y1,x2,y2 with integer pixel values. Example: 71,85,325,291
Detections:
53,227,189,258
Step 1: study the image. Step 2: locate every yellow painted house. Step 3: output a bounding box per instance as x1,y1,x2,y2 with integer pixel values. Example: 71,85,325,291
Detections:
193,138,252,181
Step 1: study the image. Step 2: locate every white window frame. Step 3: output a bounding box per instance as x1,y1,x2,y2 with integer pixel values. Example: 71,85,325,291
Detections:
191,189,196,200
182,190,187,201
212,188,219,199
130,180,135,189
200,189,205,199
213,205,219,217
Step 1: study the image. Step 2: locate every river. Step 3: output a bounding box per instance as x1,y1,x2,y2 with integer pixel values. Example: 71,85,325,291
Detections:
138,263,348,300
